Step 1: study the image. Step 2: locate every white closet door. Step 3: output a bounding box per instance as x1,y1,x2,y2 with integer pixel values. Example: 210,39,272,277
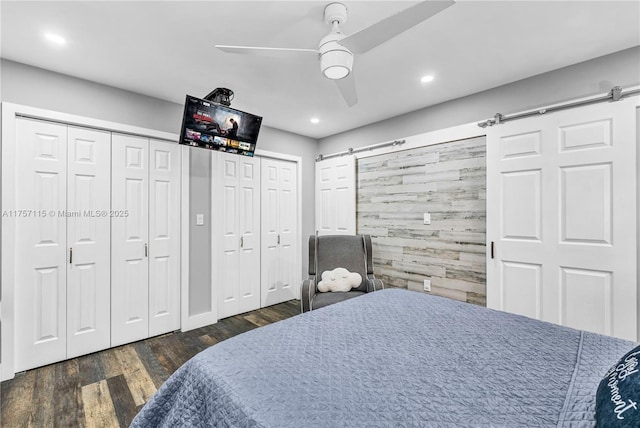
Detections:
66,126,111,358
14,118,68,372
486,99,637,341
261,157,298,307
148,140,181,336
217,153,261,318
111,134,149,346
315,155,356,235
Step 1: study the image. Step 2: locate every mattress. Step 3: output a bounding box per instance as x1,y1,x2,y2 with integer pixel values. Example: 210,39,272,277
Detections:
131,288,634,427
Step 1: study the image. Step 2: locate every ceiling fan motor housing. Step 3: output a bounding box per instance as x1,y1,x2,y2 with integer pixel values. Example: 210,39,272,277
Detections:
320,3,352,79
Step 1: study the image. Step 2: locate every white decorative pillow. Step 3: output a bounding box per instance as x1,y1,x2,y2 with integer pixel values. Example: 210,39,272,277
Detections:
317,267,362,293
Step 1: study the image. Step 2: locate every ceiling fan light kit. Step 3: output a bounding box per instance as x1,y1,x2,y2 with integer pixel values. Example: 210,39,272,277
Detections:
320,49,353,79
319,31,353,80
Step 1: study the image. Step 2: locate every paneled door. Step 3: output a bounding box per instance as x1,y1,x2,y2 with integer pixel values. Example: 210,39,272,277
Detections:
14,119,68,372
315,155,356,235
66,126,111,358
215,152,261,319
148,139,181,336
111,134,150,346
261,157,298,306
486,99,638,341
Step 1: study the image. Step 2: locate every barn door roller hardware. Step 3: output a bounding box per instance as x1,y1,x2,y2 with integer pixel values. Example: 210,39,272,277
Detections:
477,85,640,128
316,139,406,162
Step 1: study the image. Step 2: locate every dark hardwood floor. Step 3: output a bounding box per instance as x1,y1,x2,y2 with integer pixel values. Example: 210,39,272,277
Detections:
1,300,301,428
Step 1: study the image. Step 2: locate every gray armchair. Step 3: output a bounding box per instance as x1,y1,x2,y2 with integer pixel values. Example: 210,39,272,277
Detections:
301,234,383,312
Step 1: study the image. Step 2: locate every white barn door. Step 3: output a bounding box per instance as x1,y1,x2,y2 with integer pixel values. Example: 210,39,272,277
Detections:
215,152,261,318
315,155,356,235
486,99,638,341
66,126,111,359
261,157,298,307
14,119,68,372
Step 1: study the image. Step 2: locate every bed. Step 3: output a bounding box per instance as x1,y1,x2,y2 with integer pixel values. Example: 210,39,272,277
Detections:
131,288,635,427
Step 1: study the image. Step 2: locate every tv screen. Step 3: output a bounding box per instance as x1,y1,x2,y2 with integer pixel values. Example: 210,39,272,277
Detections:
178,95,262,156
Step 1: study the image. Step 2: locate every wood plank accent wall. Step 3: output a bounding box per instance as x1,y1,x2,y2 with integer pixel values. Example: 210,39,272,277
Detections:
356,136,487,305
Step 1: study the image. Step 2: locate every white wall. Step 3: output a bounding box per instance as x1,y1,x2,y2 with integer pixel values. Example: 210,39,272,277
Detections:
1,59,184,133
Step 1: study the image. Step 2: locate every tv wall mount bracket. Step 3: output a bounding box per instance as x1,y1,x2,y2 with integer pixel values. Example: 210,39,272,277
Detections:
204,88,234,106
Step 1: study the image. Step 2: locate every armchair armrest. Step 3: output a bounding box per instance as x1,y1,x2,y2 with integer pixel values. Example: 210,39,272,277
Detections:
301,277,316,313
366,277,384,292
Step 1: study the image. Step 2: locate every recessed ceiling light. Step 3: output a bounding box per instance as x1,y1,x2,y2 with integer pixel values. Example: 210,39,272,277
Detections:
310,118,320,124
420,75,435,84
44,33,66,45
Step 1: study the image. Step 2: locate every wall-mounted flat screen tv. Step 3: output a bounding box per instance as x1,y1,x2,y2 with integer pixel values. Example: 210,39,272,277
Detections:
178,95,262,156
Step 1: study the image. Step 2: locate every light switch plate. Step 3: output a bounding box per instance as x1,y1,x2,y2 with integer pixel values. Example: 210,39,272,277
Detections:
196,214,204,226
423,213,431,225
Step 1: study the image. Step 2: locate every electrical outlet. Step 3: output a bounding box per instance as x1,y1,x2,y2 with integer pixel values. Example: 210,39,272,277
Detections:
423,279,431,292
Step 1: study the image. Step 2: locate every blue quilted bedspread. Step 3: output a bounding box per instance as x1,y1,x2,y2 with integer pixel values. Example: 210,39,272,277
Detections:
131,289,634,427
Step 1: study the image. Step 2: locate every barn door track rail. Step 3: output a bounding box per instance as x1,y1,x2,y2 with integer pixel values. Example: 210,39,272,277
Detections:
477,85,640,128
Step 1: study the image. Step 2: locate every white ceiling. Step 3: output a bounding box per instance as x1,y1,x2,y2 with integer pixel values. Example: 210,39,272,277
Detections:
1,1,639,139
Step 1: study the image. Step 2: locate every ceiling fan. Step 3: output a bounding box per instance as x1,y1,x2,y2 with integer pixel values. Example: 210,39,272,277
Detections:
215,1,455,107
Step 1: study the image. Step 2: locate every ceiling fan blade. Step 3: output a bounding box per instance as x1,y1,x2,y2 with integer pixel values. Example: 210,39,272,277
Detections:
334,73,358,107
339,0,455,54
215,45,318,57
